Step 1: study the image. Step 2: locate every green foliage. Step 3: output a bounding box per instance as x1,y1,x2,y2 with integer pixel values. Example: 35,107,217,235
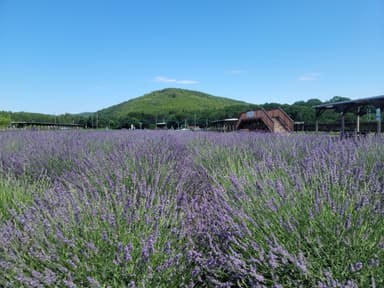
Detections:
328,96,351,103
0,115,11,127
0,111,88,128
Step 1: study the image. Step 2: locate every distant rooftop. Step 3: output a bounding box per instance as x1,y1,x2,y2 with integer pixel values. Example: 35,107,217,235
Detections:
210,118,238,124
313,95,384,113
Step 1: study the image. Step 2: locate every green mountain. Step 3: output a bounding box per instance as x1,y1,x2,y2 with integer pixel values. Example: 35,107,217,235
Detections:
97,88,259,128
99,88,252,117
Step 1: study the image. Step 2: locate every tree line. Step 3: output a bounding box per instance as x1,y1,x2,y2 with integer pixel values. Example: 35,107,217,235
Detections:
1,96,380,129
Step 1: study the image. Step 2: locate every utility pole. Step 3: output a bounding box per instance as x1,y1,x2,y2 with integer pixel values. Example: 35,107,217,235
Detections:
376,108,381,135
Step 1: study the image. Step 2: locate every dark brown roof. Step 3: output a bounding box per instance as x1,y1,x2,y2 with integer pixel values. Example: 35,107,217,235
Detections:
313,95,384,114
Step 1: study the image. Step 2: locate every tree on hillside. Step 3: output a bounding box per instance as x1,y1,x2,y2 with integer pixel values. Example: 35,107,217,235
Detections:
262,103,281,110
0,116,11,127
306,99,322,106
327,96,351,103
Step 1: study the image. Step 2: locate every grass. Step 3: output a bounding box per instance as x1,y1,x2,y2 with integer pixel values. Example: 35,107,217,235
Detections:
0,176,49,221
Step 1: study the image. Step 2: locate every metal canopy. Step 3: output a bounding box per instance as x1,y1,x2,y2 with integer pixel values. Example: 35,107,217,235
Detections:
313,95,384,136
11,121,81,128
313,95,384,116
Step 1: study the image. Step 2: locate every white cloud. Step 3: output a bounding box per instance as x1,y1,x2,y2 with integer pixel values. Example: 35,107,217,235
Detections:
154,76,199,84
298,72,321,81
154,76,177,83
175,79,199,84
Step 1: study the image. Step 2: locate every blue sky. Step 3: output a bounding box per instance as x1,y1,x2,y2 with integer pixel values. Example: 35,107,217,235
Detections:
1,0,383,114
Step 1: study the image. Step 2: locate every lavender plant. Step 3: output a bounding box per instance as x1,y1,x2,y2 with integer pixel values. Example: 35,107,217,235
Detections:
189,134,384,287
0,130,383,287
0,176,49,221
0,131,195,287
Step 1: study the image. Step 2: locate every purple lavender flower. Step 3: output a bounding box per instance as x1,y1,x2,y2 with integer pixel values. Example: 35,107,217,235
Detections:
345,279,358,288
164,240,172,254
124,243,132,261
87,276,101,287
350,262,363,272
141,245,149,262
368,258,379,268
345,213,352,230
266,199,277,213
63,279,77,288
354,262,363,271
102,230,108,241
268,252,279,269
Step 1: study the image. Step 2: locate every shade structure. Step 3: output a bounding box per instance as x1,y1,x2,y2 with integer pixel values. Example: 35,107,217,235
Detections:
313,95,384,136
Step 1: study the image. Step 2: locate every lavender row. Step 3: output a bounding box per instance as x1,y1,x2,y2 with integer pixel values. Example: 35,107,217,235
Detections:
188,134,384,287
0,131,197,287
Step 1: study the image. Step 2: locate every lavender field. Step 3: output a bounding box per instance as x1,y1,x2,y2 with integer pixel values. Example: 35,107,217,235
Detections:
0,130,383,287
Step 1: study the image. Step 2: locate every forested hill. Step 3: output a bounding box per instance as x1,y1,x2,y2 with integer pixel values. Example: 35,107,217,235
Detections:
97,88,258,128
100,88,251,116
